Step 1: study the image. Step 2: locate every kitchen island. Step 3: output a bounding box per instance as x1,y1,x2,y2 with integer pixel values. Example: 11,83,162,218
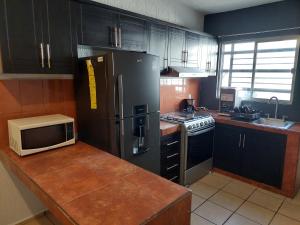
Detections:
0,142,191,225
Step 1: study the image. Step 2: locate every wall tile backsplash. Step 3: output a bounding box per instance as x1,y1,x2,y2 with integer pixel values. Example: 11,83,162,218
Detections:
160,78,200,113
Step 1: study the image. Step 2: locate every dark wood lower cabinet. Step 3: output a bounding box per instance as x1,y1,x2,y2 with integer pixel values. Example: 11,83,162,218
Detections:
161,133,181,184
213,123,287,188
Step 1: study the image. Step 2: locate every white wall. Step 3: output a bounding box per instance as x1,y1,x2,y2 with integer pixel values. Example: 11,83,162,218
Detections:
0,162,45,225
91,0,204,31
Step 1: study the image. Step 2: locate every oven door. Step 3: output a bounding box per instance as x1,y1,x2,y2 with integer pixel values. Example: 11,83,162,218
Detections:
183,126,214,185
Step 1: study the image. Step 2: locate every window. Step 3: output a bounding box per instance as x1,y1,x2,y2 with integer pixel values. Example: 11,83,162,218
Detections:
219,37,299,103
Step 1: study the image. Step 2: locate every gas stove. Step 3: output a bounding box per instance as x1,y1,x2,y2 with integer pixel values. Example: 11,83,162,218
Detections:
160,111,215,132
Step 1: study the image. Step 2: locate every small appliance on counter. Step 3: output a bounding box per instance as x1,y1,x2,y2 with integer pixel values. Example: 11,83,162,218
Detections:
182,98,196,113
8,114,75,156
219,87,242,116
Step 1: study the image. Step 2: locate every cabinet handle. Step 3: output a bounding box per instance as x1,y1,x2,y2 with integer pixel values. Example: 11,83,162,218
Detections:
40,43,45,68
243,134,246,149
46,44,51,69
166,164,179,171
182,51,185,63
114,26,118,48
167,153,179,159
163,58,168,69
169,176,178,181
186,51,189,65
166,140,179,146
118,27,122,48
238,134,242,148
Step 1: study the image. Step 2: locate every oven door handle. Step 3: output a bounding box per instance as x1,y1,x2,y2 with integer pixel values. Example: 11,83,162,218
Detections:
187,126,214,136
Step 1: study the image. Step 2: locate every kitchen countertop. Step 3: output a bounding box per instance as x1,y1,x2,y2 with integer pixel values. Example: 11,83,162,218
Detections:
160,111,300,136
160,121,181,136
0,142,191,225
210,111,300,136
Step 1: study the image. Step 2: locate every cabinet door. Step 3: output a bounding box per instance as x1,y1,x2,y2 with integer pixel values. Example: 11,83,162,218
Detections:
208,38,218,76
213,124,242,174
119,15,148,52
148,23,168,71
198,36,209,74
80,4,119,47
185,32,199,68
241,129,286,188
43,0,74,74
168,28,185,67
0,0,43,73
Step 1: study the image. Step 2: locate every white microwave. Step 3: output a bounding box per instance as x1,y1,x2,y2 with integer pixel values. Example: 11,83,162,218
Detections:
8,114,75,156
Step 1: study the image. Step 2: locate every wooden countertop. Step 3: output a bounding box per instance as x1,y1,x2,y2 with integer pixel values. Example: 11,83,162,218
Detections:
210,111,300,136
160,121,180,136
160,111,300,136
0,142,191,225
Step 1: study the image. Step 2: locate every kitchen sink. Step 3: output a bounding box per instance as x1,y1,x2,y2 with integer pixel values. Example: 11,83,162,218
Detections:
252,118,295,129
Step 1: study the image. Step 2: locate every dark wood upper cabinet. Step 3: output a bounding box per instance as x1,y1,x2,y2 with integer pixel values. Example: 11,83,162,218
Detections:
42,0,74,74
185,32,200,68
0,0,74,74
0,0,43,73
148,23,168,71
119,15,148,52
80,4,119,48
168,28,186,67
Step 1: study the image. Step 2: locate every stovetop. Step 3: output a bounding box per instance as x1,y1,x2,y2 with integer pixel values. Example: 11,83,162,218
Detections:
160,111,215,131
160,112,211,123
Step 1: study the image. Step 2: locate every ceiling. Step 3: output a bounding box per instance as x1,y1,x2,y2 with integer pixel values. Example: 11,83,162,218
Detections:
173,0,284,14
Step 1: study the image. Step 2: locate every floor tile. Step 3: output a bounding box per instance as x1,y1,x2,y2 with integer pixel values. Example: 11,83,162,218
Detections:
285,190,300,206
225,213,260,225
248,189,283,211
191,213,215,225
270,214,300,225
222,180,256,199
257,188,286,201
237,201,275,225
192,194,206,211
210,190,244,211
279,201,300,221
199,173,231,189
190,181,219,199
194,201,233,225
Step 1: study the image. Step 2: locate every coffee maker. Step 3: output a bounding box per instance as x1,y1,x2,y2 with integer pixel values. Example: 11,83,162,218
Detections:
183,98,196,113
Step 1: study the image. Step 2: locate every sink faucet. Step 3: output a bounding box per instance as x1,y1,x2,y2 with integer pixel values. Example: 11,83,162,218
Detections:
268,96,279,119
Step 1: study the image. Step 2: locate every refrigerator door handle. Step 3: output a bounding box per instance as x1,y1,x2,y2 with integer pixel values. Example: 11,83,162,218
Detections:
118,74,124,119
119,119,125,158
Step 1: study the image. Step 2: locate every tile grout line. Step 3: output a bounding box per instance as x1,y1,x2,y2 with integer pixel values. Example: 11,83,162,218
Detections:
222,187,260,225
267,200,285,225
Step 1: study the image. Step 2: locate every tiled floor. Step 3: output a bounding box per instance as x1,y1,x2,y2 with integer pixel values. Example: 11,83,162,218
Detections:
17,172,300,225
190,172,300,225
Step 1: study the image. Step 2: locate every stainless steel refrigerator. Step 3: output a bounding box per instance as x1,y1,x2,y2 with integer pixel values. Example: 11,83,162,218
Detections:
75,50,160,174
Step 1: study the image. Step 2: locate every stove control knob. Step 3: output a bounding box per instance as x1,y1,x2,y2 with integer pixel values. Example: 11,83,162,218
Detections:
187,125,192,130
200,122,204,126
205,121,208,125
192,124,196,128
197,123,200,127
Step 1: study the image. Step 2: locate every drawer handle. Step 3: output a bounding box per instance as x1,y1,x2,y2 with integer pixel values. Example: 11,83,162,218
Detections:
167,153,179,159
167,141,179,146
166,164,179,171
169,176,178,181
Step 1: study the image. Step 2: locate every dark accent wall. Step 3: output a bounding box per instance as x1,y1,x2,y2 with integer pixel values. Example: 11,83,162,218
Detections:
200,0,300,122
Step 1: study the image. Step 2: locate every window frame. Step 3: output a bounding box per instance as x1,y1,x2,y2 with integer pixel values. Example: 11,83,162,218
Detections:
217,35,300,105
